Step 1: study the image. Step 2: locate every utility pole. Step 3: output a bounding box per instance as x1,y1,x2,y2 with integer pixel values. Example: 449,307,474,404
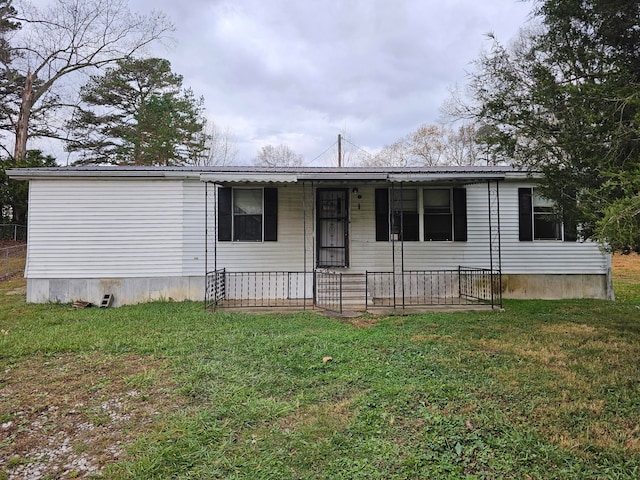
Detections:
338,134,342,168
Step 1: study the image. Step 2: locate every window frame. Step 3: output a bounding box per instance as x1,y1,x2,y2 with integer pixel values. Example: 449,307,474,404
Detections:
518,187,564,242
217,187,278,242
232,187,264,242
390,187,419,241
375,186,467,242
423,188,454,241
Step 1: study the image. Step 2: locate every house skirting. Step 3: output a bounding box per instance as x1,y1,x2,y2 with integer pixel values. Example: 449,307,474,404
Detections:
501,273,614,300
26,277,205,307
25,272,613,307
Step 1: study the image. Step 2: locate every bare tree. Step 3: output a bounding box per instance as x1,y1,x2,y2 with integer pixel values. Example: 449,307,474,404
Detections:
365,123,489,167
193,119,238,166
5,0,173,160
254,144,304,167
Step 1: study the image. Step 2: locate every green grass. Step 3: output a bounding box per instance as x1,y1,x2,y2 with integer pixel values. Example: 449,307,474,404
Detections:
1,271,639,479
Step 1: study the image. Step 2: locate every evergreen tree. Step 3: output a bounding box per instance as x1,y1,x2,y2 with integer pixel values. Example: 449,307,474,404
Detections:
66,57,207,166
454,0,640,251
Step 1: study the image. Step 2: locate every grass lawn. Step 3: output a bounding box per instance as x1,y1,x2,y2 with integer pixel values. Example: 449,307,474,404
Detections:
1,257,639,479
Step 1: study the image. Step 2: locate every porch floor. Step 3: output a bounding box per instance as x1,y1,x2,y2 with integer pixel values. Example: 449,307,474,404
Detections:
212,299,498,315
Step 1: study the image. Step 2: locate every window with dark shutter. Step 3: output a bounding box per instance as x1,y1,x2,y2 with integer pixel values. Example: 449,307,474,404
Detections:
217,187,232,241
233,189,262,241
375,188,389,241
453,188,467,242
424,189,453,241
519,187,567,241
391,188,419,241
264,188,278,241
518,188,533,241
217,187,278,242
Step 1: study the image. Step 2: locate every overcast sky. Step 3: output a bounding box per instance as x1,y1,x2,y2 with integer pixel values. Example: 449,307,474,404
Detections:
36,0,534,165
124,0,534,165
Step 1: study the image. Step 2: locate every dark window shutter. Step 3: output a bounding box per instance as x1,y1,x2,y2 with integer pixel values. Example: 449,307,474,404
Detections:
375,188,389,241
402,213,419,241
217,187,232,241
518,188,533,241
453,188,467,242
264,188,278,241
564,220,577,242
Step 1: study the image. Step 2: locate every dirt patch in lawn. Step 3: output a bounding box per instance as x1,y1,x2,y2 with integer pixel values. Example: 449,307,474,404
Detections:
612,253,640,280
0,353,184,479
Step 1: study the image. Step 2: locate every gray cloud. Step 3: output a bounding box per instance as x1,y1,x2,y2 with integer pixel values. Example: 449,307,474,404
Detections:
125,0,534,163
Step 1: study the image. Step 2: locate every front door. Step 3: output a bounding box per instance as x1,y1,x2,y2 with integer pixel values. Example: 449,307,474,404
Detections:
316,189,349,267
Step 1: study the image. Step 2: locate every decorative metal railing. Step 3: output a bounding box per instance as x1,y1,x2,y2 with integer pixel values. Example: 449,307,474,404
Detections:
206,270,313,309
458,266,502,307
206,267,501,311
205,268,226,310
366,267,502,309
314,271,343,313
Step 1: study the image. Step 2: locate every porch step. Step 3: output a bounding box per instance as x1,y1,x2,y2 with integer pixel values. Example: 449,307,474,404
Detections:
316,273,368,310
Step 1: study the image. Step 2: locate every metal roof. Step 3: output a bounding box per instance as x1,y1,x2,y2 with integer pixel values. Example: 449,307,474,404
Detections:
7,165,532,182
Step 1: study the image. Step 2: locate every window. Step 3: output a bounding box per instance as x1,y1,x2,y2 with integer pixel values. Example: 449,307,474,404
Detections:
233,189,262,241
375,188,418,241
376,187,467,242
424,189,452,241
518,187,564,241
217,187,278,242
391,189,419,241
423,188,467,241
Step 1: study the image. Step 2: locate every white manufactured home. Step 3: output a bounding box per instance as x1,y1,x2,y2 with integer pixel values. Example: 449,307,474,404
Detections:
8,166,613,312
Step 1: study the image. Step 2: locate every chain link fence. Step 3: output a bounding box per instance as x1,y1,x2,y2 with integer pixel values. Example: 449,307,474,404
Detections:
1,244,27,279
0,224,27,242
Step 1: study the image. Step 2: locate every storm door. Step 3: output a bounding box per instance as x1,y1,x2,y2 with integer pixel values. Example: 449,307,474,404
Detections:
316,189,349,267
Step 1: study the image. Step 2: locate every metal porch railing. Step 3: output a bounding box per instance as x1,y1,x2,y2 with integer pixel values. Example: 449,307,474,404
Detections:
205,268,226,310
206,267,502,311
366,267,502,309
205,270,313,309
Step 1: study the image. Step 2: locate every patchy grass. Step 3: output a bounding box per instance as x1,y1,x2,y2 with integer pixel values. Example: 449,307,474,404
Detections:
0,256,639,479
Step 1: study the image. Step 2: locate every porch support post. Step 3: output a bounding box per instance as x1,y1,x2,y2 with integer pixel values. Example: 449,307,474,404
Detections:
303,180,307,309
312,180,316,307
204,181,208,310
487,180,493,276
400,181,405,310
496,180,502,272
487,179,503,308
391,181,396,309
214,183,218,275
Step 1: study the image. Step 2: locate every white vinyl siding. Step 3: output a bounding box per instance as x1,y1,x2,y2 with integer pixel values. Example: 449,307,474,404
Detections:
182,180,207,276
26,179,185,278
211,184,310,272
25,177,609,282
499,182,607,274
347,182,608,275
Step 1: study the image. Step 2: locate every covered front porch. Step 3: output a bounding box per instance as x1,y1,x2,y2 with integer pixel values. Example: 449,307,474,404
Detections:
202,168,504,314
205,267,502,314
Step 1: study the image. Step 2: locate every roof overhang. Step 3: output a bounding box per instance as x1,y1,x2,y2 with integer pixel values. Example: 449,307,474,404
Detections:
386,173,506,183
7,165,535,183
199,172,299,183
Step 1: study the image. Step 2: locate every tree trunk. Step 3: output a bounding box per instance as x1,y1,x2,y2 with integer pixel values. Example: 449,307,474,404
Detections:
14,71,34,161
